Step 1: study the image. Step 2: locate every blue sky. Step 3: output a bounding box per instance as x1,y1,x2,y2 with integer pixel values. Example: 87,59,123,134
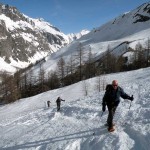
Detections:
0,0,148,34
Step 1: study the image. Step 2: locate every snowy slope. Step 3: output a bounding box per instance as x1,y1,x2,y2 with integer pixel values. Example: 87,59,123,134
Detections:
29,2,150,77
30,26,150,78
83,2,150,42
0,67,150,150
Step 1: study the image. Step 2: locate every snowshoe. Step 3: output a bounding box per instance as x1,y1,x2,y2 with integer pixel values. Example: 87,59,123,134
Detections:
108,126,115,132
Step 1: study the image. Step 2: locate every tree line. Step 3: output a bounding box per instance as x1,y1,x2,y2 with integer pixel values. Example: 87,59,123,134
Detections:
0,40,150,104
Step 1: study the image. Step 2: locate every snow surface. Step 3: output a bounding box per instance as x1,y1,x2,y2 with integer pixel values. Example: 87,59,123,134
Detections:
0,58,16,73
0,67,150,150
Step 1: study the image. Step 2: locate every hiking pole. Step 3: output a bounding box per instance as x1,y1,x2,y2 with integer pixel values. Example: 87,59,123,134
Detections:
129,101,132,110
123,95,133,126
129,95,133,110
101,111,104,117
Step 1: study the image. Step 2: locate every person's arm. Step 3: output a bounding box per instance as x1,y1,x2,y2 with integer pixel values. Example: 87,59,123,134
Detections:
102,92,107,112
120,87,134,101
102,93,106,105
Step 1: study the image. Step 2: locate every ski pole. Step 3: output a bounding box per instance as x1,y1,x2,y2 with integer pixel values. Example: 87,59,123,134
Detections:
129,101,132,110
129,95,133,110
123,95,133,126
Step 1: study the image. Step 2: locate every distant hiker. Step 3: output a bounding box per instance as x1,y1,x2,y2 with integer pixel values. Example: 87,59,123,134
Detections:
102,80,134,132
56,97,65,111
47,101,51,107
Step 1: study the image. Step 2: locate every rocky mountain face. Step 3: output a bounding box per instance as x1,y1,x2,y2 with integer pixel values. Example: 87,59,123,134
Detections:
0,3,69,70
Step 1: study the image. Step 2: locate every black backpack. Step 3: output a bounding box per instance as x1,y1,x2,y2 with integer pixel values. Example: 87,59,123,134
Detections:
105,84,113,92
104,84,114,103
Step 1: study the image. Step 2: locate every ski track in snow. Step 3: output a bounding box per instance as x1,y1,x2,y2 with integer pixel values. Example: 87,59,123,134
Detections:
0,68,150,150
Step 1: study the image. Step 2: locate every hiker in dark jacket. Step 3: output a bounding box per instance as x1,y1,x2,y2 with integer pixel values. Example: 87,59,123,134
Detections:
102,80,134,132
47,101,51,108
56,97,65,111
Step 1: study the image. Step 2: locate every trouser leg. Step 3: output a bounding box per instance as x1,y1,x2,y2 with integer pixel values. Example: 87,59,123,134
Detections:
57,103,60,111
107,105,117,128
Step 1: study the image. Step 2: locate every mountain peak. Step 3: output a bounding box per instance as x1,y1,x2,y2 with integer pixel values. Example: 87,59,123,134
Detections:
0,3,70,72
67,29,90,42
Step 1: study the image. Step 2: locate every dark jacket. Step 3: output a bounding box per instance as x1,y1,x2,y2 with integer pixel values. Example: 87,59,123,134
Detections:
102,85,130,106
56,97,65,104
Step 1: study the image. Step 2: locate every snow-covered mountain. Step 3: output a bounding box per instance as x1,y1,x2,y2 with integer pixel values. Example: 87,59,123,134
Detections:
1,2,150,74
0,4,70,72
67,30,90,43
0,67,150,149
76,2,150,56
85,2,150,42
28,2,150,77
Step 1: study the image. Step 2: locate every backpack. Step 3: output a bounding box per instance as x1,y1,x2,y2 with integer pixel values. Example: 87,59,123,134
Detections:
105,84,113,92
104,84,122,105
104,84,115,103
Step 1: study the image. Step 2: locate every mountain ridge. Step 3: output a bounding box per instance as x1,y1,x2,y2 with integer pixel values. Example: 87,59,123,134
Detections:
0,3,69,72
1,2,150,74
28,1,150,78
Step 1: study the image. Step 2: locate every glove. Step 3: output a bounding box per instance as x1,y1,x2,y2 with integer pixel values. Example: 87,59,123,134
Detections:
102,104,106,112
129,95,134,101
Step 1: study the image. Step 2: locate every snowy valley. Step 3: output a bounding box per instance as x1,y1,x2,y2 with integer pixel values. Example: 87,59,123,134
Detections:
0,1,150,150
0,67,150,150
